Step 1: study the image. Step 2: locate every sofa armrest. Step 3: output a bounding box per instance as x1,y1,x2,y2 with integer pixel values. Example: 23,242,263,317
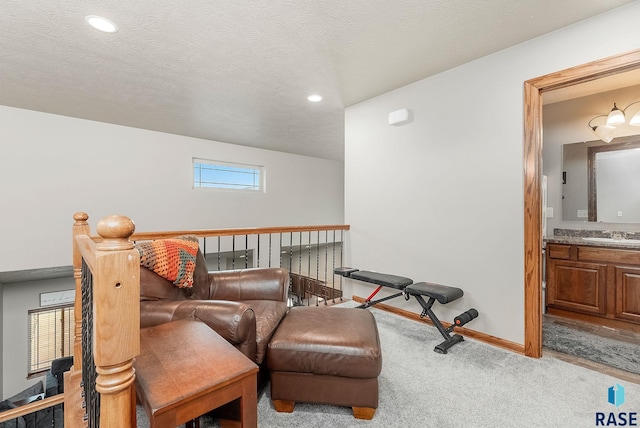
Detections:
140,300,258,361
207,268,289,303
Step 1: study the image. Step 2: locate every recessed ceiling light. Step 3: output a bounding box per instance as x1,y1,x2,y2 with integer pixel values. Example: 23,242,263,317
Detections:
85,15,118,33
307,94,323,102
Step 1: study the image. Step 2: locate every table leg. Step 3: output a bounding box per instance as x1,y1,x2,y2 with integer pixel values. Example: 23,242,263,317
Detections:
186,418,200,428
239,373,257,428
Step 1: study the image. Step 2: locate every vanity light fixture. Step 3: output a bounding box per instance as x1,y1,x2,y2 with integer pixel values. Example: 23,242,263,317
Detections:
606,103,625,125
588,115,615,143
85,15,118,33
588,100,640,143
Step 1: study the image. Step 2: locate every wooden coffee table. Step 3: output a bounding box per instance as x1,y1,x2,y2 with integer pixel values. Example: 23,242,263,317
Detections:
135,319,258,428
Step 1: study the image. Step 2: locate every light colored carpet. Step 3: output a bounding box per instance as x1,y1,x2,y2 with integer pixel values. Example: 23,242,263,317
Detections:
138,302,640,427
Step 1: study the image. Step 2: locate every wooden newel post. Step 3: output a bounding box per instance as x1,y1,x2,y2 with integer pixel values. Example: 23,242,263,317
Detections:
72,212,90,372
93,215,140,428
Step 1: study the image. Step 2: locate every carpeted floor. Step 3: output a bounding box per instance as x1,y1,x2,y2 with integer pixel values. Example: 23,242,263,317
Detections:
138,303,640,427
542,318,640,376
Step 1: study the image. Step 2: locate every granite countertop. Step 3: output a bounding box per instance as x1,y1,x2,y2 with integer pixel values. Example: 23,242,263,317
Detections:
545,236,640,250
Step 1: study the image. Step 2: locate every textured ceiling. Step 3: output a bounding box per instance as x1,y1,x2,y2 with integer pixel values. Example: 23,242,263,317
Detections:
1,1,635,160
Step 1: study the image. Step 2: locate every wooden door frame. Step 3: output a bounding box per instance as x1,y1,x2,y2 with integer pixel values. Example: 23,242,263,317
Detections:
523,49,640,357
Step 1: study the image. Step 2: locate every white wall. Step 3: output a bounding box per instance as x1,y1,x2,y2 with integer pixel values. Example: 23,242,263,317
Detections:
344,2,640,345
0,106,345,272
0,105,344,396
2,277,74,398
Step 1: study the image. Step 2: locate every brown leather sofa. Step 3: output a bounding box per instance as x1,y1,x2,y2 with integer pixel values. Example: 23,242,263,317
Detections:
139,248,289,384
138,247,382,421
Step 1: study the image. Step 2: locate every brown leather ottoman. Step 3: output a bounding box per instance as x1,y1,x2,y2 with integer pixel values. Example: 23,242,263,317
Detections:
267,306,382,419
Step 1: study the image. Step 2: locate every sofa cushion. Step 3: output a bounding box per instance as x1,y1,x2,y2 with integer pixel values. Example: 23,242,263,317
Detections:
189,249,212,300
7,382,43,405
140,267,183,301
0,400,27,428
0,399,17,411
242,299,288,365
4,382,44,428
267,307,382,379
0,399,26,428
208,268,289,302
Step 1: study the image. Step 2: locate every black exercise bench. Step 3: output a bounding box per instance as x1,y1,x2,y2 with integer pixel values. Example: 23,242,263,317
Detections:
335,267,478,353
333,267,413,309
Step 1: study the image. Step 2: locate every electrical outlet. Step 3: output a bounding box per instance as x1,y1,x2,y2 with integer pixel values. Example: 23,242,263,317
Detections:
618,211,623,217
577,209,588,218
545,207,553,218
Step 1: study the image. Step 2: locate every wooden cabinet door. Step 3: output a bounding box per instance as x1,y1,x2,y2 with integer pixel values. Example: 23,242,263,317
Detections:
614,265,640,324
546,259,607,315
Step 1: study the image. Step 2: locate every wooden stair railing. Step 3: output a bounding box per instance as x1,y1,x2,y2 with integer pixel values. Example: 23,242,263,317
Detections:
128,225,350,305
0,395,64,425
66,212,140,427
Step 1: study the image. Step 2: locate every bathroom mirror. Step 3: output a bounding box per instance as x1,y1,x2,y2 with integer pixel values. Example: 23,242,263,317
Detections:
562,136,640,223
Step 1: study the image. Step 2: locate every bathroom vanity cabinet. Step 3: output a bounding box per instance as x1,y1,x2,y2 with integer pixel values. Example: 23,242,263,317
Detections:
546,243,640,332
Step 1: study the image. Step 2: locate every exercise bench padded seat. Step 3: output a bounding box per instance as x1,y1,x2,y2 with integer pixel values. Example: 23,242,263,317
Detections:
404,282,463,304
349,270,413,289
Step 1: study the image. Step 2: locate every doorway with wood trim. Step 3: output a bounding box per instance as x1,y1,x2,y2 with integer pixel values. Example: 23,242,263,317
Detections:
523,49,640,358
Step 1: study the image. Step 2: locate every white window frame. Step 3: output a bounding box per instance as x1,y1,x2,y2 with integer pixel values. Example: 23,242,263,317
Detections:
27,304,74,375
193,158,265,192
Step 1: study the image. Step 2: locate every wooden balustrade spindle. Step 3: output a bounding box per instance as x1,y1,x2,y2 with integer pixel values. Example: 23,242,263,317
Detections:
72,212,90,372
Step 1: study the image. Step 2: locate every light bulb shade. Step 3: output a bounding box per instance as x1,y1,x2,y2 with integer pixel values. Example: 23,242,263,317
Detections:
594,125,615,143
629,111,640,126
606,104,625,126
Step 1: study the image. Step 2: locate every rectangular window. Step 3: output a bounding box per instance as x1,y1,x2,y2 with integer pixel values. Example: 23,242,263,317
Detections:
27,305,74,374
193,158,264,191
